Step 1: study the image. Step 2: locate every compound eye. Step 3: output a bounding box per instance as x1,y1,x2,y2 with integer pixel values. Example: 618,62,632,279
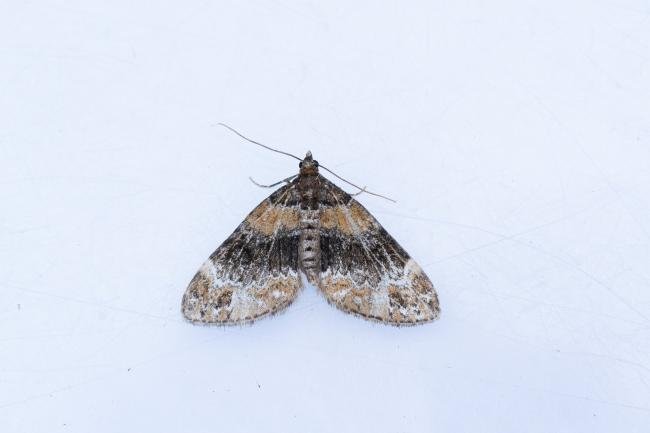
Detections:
299,162,303,168
314,160,319,167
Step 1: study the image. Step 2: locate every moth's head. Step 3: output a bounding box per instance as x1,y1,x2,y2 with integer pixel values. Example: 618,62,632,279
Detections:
299,151,319,176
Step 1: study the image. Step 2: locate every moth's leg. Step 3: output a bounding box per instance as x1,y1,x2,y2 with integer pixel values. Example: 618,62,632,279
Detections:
350,186,367,197
248,175,298,189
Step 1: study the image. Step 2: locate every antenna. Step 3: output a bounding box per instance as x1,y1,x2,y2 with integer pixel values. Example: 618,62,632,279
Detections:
217,123,302,161
218,123,396,203
319,164,396,203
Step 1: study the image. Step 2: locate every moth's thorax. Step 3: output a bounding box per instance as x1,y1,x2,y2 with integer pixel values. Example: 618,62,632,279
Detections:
297,172,321,284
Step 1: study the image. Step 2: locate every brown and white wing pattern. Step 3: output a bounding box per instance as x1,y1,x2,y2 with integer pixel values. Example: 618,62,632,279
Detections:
318,177,440,325
182,182,302,325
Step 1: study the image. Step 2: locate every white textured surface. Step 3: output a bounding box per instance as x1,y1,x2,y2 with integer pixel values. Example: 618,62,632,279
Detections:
1,1,649,432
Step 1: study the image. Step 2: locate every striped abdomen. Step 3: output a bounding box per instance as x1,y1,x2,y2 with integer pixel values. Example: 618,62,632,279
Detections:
298,175,321,284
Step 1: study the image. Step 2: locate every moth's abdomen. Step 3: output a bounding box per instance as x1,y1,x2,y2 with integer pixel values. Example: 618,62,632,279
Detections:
297,173,321,284
299,208,321,284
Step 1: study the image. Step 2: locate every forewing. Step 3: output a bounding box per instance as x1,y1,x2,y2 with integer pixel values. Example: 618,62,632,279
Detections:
182,182,302,324
318,177,440,325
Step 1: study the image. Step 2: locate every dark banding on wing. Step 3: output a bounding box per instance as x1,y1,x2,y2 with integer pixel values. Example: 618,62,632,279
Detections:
181,182,303,324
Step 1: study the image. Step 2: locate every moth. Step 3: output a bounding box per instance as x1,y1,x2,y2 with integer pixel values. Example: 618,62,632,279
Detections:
182,130,440,326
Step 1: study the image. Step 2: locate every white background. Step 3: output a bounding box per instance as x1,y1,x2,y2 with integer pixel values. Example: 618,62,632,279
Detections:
2,1,649,432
